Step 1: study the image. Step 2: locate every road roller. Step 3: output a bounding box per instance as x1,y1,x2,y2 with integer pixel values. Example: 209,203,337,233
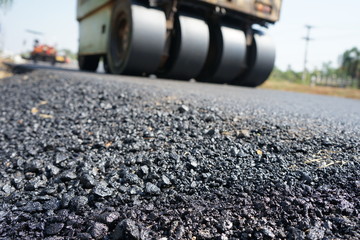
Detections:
77,0,282,87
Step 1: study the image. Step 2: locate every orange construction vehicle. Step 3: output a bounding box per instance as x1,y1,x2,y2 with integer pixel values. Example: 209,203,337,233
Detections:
31,41,57,65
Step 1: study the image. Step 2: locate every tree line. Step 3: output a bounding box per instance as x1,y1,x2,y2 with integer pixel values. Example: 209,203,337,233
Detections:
271,47,360,89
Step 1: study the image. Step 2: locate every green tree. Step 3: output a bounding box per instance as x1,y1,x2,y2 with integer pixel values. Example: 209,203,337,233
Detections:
339,47,360,88
0,0,12,11
269,66,302,83
59,49,77,60
321,61,338,78
0,0,13,51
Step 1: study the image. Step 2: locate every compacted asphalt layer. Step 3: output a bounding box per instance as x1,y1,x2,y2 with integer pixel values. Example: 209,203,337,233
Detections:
0,67,359,239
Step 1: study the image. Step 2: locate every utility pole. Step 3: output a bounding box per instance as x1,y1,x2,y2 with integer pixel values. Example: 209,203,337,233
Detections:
302,25,314,83
0,23,3,52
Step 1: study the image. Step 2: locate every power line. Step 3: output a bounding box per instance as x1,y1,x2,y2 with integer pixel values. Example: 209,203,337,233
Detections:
25,29,43,36
302,25,314,83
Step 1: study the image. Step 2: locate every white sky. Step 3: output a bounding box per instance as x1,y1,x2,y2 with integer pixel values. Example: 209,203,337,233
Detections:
269,0,360,71
0,1,78,55
1,0,359,72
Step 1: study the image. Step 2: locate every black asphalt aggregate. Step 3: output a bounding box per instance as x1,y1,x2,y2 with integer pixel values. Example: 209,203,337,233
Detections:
0,68,359,239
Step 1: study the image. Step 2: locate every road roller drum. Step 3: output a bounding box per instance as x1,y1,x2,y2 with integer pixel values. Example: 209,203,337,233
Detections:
77,0,282,87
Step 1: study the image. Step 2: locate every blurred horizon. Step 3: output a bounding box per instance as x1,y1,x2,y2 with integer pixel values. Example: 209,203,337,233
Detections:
0,0,359,72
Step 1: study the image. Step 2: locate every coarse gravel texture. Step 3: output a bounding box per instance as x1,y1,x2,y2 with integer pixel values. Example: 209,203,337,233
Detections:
0,69,359,240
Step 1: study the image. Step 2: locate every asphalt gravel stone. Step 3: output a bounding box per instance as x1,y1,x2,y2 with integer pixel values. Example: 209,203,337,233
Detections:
90,222,109,239
44,222,64,236
69,196,88,213
145,182,161,195
79,173,97,188
93,182,114,198
0,69,359,239
112,218,149,240
97,212,120,225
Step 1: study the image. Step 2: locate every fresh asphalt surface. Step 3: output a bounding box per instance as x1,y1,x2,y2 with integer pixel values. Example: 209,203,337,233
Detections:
1,62,359,239
12,62,360,132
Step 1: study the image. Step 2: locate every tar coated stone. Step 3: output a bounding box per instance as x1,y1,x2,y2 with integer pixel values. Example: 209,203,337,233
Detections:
46,164,60,177
307,226,325,240
93,183,113,197
55,153,68,164
238,129,251,138
22,201,43,213
169,152,180,161
69,196,88,212
43,198,60,211
98,212,120,224
261,227,276,239
230,147,239,157
189,159,198,168
80,174,97,188
140,166,149,176
77,233,93,239
161,175,171,186
24,160,43,173
145,182,161,195
112,219,148,240
90,222,109,239
2,183,12,194
59,171,77,182
287,227,305,240
178,105,189,113
124,172,141,185
44,223,64,236
205,128,216,136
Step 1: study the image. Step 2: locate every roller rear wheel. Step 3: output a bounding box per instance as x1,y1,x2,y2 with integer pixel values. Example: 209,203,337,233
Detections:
197,23,247,83
103,55,111,74
162,14,210,80
233,31,275,87
78,55,100,72
107,1,166,76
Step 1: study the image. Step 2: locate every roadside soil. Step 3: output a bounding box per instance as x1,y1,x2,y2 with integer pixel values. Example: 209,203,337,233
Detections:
0,58,13,79
261,79,360,100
